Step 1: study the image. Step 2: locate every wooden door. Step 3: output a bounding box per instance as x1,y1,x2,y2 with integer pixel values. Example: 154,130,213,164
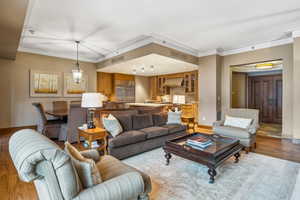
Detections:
248,74,282,124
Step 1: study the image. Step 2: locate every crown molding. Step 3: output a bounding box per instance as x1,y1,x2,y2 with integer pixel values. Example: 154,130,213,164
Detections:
221,38,293,56
18,47,97,63
96,34,199,63
292,30,300,38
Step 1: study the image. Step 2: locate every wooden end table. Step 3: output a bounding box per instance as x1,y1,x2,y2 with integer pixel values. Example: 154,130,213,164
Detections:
77,127,108,154
181,116,195,132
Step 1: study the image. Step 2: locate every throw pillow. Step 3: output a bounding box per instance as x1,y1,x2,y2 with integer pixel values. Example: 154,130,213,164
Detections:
224,115,252,129
64,142,102,188
167,111,182,124
102,114,123,137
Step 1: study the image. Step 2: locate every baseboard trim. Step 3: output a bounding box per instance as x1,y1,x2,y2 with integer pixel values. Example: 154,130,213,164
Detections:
292,139,300,144
0,125,37,133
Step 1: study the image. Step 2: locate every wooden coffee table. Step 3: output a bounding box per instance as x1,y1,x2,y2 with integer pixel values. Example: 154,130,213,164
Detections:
163,132,243,183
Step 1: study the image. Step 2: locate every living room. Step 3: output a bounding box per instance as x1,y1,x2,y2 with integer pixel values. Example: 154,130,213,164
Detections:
1,0,300,200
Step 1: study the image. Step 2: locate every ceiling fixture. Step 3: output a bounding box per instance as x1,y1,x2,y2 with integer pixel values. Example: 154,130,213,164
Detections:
133,69,137,74
141,67,145,73
150,65,154,71
255,63,273,69
72,41,83,84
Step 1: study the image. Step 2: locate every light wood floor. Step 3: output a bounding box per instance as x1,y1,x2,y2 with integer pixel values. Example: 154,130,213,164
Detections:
1,127,300,200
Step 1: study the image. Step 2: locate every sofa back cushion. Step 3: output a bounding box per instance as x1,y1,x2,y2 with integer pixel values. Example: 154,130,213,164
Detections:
152,113,168,126
114,114,133,131
132,114,154,130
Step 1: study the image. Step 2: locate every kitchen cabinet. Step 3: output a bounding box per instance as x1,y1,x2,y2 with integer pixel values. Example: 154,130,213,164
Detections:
97,72,113,97
184,71,197,94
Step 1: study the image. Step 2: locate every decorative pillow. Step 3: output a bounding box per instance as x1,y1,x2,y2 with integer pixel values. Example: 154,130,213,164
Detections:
64,142,102,188
167,111,182,124
132,114,154,130
102,114,123,137
224,115,252,129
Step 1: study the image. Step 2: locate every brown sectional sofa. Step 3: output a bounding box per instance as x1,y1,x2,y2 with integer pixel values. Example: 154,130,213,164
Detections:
100,110,187,159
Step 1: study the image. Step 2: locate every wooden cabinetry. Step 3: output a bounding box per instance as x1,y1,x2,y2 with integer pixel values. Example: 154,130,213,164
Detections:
184,71,198,94
150,70,198,98
97,72,113,97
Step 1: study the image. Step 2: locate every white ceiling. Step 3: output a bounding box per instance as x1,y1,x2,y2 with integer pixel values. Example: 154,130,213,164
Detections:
19,0,300,62
98,54,198,76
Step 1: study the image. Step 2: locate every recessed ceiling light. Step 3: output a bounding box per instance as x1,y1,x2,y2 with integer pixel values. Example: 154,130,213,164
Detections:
150,65,154,71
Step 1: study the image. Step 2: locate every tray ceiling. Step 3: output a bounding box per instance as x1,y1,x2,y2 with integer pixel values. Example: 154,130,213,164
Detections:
19,0,300,62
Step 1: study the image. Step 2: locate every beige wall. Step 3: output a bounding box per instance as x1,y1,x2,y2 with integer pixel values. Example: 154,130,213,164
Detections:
222,44,293,138
198,55,222,125
231,72,247,108
0,52,97,128
135,76,150,103
293,38,300,140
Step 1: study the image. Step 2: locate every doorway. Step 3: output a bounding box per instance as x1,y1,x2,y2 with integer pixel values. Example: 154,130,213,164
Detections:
248,74,282,124
231,60,283,138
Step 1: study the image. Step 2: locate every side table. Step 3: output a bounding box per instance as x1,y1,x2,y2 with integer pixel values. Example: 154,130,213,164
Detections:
181,116,195,132
77,127,108,154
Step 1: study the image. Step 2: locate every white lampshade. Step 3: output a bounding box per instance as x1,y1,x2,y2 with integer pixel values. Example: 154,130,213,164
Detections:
81,93,103,108
173,95,185,104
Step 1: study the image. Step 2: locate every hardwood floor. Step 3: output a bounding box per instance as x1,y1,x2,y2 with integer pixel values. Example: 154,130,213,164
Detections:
1,127,300,199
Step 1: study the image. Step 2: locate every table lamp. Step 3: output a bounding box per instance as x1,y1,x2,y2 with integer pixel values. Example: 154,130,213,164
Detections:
172,95,186,112
81,93,103,129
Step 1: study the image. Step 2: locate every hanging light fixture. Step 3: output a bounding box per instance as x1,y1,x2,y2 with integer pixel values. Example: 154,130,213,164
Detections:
72,41,83,84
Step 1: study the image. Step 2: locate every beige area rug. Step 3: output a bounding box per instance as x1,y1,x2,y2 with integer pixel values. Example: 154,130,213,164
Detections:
123,148,300,200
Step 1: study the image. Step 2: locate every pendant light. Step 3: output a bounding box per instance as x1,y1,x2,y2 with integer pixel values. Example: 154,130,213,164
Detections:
72,41,83,83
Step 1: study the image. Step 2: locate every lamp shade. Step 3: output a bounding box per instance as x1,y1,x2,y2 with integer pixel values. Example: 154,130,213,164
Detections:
81,93,103,108
173,95,185,104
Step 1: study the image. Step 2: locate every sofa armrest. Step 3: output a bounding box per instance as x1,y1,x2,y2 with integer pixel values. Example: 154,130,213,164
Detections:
74,172,145,200
80,149,101,162
212,120,224,128
248,122,259,134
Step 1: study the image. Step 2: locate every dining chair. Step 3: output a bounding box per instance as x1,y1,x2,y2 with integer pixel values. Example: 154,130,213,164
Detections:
53,101,68,112
32,103,65,139
59,102,87,142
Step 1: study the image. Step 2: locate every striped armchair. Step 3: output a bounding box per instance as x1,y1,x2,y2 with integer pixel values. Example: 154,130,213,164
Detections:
9,129,151,200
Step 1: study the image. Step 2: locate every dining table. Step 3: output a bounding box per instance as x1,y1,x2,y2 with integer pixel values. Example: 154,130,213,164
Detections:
45,109,69,122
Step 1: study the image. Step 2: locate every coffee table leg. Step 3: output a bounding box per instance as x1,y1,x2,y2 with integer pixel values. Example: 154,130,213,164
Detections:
208,168,217,184
234,152,240,163
164,152,172,166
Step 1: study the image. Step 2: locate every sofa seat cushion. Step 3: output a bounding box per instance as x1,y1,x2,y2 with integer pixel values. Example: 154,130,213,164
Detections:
162,124,186,134
132,114,153,130
140,126,169,139
214,126,251,139
109,131,147,148
97,155,151,193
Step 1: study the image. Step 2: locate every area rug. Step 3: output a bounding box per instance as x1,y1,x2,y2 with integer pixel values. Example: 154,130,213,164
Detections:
123,148,300,200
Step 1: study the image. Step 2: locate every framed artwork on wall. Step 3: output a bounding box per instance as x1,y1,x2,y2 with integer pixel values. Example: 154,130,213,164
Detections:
30,70,63,97
63,73,88,97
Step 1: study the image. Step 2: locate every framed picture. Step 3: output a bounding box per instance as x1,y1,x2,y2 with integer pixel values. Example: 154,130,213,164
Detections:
30,70,62,97
63,73,88,97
